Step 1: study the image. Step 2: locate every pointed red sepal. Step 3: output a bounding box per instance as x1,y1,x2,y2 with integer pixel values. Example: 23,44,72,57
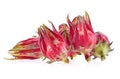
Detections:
8,37,43,60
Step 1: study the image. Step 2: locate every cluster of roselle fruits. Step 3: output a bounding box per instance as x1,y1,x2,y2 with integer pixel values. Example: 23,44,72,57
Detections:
8,12,113,63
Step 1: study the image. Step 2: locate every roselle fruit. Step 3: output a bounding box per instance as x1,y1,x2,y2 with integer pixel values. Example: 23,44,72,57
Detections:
38,24,69,63
8,37,43,60
67,12,97,61
7,11,113,63
91,32,113,60
58,23,79,59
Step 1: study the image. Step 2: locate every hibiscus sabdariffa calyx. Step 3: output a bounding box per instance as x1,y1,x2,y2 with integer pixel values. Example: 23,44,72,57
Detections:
7,11,113,63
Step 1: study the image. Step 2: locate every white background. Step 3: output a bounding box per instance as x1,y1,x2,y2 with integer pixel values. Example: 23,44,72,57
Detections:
0,0,120,79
